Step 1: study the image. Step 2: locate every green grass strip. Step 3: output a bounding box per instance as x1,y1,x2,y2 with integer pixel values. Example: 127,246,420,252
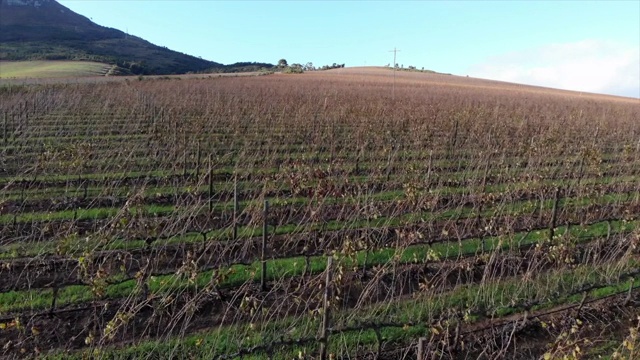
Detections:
40,251,640,360
1,218,636,314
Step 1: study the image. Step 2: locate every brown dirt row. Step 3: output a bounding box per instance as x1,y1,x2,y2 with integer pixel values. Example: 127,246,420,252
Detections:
2,169,635,216
1,195,637,294
374,289,640,360
2,172,636,246
2,232,636,357
3,147,636,191
1,137,627,166
0,172,230,191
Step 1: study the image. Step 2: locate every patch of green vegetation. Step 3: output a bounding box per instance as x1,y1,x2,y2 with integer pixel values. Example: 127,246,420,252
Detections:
43,255,640,360
585,340,620,359
0,61,112,78
1,179,636,260
2,218,637,314
0,203,175,224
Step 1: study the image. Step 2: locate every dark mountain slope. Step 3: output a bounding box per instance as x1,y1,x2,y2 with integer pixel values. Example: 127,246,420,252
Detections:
0,0,267,74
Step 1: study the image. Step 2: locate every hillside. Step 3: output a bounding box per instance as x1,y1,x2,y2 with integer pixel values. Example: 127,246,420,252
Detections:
0,61,639,359
0,60,121,78
319,66,640,103
0,0,271,75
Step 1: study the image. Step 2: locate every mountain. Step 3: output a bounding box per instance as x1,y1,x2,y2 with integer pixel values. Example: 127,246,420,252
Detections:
0,0,271,75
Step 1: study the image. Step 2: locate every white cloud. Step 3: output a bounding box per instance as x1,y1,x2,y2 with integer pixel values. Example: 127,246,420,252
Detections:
469,39,640,98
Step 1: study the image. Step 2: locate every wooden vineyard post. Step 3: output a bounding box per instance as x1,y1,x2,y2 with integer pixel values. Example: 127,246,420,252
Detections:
319,256,333,360
476,202,485,254
13,112,18,140
576,156,584,189
149,106,155,136
451,119,459,151
480,156,490,254
385,144,394,182
183,147,188,178
3,111,7,146
233,178,238,240
261,200,269,291
50,263,59,313
195,140,201,180
549,187,560,243
208,154,213,213
575,291,588,316
624,278,634,306
426,150,433,185
373,327,382,359
153,109,158,136
172,117,177,152
481,157,490,193
417,337,426,360
51,285,59,313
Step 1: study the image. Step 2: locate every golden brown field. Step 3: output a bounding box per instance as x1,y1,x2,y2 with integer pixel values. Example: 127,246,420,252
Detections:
0,67,639,359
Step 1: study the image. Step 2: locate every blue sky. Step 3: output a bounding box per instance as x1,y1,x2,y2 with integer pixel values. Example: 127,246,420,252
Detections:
57,0,640,98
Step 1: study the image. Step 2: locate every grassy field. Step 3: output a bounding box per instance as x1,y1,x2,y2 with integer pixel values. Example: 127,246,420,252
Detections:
0,60,112,79
0,68,639,359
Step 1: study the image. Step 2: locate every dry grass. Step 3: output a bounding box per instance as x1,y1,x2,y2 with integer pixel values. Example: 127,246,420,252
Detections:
0,68,638,359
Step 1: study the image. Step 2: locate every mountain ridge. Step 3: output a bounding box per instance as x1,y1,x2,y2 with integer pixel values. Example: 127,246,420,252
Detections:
0,0,272,74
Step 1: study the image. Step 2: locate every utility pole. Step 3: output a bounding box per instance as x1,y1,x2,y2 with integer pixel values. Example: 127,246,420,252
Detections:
388,47,401,100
